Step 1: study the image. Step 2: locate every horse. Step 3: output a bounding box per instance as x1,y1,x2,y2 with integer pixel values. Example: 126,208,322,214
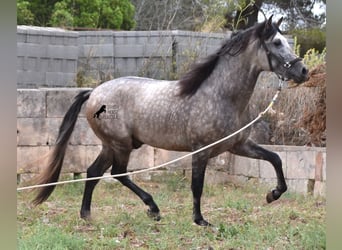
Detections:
33,16,308,226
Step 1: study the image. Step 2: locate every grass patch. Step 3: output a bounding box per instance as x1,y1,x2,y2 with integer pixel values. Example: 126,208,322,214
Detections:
18,176,326,249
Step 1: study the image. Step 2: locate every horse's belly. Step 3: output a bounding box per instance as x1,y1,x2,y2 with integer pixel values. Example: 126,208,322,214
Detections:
133,124,191,152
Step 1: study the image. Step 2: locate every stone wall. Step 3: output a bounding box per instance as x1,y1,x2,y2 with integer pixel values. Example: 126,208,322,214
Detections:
17,26,293,88
17,26,79,88
17,88,325,197
17,26,226,88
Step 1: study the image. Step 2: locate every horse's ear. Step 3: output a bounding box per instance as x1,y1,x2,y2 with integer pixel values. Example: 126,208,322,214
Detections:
265,15,274,29
276,17,283,28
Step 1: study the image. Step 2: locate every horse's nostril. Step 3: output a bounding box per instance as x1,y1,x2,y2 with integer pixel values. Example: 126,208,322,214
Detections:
302,67,308,75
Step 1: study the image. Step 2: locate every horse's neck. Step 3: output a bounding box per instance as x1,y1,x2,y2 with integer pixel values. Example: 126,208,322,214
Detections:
208,53,261,108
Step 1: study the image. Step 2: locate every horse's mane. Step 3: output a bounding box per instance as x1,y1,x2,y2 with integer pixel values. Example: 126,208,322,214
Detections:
178,21,278,97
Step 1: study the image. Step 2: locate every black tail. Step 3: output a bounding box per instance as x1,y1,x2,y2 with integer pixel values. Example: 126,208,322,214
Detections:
32,90,92,205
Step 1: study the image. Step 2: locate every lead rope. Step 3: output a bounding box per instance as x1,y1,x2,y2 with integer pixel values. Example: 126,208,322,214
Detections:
17,80,283,192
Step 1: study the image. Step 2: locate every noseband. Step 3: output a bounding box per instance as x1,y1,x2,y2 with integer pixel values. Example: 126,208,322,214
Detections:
260,37,302,80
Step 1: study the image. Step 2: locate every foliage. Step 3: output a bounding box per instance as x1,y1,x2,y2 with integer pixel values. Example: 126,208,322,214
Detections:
49,1,73,28
303,47,326,70
17,0,136,30
291,28,326,57
17,0,35,25
224,0,262,30
17,177,326,249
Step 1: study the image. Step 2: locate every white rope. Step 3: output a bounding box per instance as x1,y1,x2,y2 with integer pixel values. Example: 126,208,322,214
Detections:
17,88,281,192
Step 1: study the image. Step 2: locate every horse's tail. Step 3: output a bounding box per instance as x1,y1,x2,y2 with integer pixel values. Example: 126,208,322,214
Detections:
32,90,92,205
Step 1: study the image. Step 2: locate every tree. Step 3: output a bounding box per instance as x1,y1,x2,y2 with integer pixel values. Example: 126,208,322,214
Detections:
27,0,60,26
224,0,263,30
263,0,326,30
17,0,35,25
17,0,136,30
131,0,207,31
49,1,74,28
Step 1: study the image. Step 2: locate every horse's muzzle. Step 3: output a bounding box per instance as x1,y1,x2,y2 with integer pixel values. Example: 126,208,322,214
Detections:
288,62,309,84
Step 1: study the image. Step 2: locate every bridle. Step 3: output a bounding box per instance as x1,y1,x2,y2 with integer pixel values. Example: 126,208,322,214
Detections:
260,36,303,80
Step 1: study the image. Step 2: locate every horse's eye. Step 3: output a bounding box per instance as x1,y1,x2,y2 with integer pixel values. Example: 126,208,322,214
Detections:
273,39,282,47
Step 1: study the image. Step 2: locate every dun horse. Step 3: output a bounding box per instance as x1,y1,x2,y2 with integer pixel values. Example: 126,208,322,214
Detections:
33,16,308,226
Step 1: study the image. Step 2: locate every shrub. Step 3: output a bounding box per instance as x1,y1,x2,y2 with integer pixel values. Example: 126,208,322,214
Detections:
291,28,326,57
17,0,35,25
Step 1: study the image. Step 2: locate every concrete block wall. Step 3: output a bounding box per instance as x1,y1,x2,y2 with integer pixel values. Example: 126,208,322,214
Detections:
17,26,78,88
17,88,325,197
17,26,293,88
113,31,174,79
16,26,231,87
77,31,114,83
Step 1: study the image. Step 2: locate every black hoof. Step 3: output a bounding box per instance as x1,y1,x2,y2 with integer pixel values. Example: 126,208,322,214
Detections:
266,189,281,203
147,209,161,221
194,219,213,227
80,210,91,220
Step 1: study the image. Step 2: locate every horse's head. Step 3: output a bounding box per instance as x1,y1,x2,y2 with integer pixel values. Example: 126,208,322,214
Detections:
258,15,309,84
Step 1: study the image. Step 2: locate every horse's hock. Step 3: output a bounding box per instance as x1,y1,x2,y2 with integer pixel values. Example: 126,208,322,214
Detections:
17,88,326,197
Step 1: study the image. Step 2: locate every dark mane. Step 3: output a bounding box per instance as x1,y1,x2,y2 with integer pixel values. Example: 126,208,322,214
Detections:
178,21,278,97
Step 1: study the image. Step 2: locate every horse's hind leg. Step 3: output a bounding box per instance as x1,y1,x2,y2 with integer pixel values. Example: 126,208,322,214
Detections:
112,150,161,221
80,145,113,220
232,139,287,202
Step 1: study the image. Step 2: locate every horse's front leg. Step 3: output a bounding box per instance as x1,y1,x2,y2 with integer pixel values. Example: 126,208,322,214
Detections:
191,150,211,226
231,139,287,202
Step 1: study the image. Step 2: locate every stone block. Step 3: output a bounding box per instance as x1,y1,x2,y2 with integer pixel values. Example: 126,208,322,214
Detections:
16,32,27,43
63,145,101,173
17,89,46,118
17,118,49,146
286,150,316,179
45,88,91,117
62,59,77,73
24,57,38,71
233,155,259,178
17,146,50,173
47,45,78,59
315,151,324,181
48,58,63,72
71,118,101,145
17,43,47,58
46,118,100,146
17,70,45,86
128,145,155,171
45,72,76,87
314,181,326,197
286,179,310,194
259,178,277,189
38,57,51,72
17,56,25,70
154,149,192,171
204,170,237,185
81,44,114,58
207,152,232,172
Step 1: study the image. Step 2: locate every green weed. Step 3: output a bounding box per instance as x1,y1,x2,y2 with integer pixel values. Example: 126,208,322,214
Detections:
18,177,326,249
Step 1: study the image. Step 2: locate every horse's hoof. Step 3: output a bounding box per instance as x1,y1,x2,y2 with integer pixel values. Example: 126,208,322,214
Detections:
80,210,91,221
147,209,161,221
266,191,275,203
194,219,213,227
266,189,281,203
